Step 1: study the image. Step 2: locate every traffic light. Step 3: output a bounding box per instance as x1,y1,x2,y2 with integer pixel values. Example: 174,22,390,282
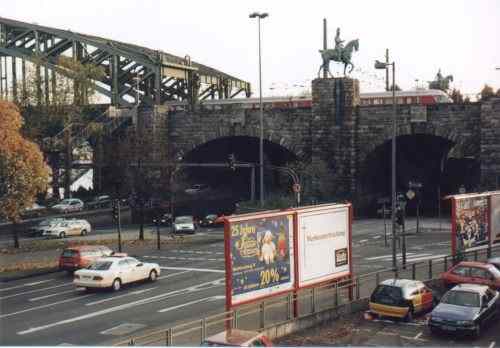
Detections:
112,200,119,221
228,153,236,171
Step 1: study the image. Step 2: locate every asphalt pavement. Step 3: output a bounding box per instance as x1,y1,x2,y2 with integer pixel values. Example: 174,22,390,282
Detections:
0,217,456,346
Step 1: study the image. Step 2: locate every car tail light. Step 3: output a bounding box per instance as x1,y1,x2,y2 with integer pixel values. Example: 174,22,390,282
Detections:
93,276,103,281
74,274,80,279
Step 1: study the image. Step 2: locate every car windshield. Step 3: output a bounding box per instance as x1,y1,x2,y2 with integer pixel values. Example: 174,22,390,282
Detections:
39,219,61,226
59,199,72,205
62,249,78,257
87,261,113,270
176,217,193,223
371,285,404,306
441,290,480,307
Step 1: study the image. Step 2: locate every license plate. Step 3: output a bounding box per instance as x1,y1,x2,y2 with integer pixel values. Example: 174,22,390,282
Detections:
441,325,456,331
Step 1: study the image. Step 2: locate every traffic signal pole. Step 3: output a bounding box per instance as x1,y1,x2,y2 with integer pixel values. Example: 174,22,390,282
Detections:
113,199,122,252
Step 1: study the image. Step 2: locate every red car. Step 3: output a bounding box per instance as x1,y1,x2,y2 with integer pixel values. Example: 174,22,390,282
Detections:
441,261,500,289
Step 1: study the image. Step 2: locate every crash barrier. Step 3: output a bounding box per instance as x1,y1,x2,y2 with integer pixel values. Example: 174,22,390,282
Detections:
114,245,499,346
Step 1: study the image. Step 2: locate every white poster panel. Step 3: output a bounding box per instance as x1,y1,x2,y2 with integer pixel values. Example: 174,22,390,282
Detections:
230,213,295,305
297,206,350,287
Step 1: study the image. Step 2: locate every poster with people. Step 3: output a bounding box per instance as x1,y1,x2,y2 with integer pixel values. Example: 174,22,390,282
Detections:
455,196,489,252
491,195,500,244
229,213,294,304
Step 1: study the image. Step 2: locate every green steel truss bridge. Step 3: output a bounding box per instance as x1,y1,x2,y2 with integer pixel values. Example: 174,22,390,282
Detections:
0,16,251,107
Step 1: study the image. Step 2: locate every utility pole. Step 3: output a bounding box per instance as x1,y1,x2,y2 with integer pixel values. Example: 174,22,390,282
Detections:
113,199,122,252
385,49,390,91
323,18,328,79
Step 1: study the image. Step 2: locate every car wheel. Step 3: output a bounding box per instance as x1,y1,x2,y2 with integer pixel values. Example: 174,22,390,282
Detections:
81,229,88,236
149,270,158,282
112,278,121,292
59,232,66,238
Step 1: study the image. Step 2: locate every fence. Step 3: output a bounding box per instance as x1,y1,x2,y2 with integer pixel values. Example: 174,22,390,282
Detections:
115,245,500,346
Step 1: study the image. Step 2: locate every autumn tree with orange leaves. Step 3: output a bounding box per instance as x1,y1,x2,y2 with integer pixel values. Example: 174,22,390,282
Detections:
0,100,49,248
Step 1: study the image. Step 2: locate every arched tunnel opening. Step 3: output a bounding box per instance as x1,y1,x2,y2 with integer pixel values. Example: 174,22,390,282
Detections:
177,136,297,215
359,134,480,217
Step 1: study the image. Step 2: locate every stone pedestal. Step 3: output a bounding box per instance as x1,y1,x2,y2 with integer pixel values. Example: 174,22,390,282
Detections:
311,77,360,199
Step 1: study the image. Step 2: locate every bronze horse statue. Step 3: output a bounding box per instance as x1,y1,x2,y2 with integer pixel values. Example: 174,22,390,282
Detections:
319,39,359,76
429,75,453,91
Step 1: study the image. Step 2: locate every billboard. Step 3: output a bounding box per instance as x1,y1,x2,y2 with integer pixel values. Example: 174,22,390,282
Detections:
226,212,295,306
296,205,351,287
492,194,500,244
454,196,489,252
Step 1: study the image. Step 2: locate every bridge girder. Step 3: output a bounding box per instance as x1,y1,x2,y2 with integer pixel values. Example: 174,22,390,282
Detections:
0,16,251,106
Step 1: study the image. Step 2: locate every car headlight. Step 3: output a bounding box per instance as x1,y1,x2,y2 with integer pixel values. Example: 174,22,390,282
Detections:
430,316,443,322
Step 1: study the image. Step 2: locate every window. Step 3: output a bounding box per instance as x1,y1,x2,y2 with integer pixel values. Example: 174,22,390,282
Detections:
470,267,489,279
451,266,469,276
441,290,479,307
88,261,112,270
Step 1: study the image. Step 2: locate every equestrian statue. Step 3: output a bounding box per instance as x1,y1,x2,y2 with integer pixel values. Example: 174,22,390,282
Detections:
428,69,453,91
319,27,359,77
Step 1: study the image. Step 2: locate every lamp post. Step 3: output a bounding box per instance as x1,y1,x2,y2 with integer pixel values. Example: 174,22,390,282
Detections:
375,57,397,270
249,11,268,207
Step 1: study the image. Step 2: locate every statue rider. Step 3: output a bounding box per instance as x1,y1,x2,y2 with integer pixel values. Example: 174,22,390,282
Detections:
334,27,344,59
436,69,443,83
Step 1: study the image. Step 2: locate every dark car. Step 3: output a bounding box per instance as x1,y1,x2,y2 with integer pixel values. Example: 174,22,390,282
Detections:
200,214,223,228
428,283,499,337
85,195,112,209
153,213,173,226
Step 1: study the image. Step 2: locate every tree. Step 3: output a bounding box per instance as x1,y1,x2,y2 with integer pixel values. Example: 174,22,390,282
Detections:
0,101,49,248
478,84,495,101
389,84,402,91
449,88,464,103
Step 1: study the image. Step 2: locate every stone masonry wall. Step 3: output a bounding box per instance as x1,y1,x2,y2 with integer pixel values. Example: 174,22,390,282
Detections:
480,98,500,189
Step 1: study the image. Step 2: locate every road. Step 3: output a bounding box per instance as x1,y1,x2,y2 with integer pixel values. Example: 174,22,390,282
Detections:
0,218,460,346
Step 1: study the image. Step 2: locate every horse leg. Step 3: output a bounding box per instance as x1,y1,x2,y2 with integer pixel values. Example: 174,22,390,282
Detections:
349,62,354,74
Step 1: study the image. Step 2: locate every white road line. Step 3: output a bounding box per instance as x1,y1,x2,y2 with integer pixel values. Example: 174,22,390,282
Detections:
414,332,422,339
406,254,447,262
157,295,224,313
160,266,224,273
489,341,496,348
365,253,417,261
0,279,53,292
157,270,190,280
358,239,368,243
373,236,381,239
17,278,224,335
401,335,427,342
0,294,93,319
0,283,72,300
85,287,158,306
30,289,84,302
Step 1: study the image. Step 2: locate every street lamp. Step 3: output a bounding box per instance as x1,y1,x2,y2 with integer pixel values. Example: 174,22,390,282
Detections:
375,57,397,271
249,11,268,207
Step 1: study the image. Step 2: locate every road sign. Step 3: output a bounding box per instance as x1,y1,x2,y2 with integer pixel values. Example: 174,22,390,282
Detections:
292,183,301,193
406,189,416,200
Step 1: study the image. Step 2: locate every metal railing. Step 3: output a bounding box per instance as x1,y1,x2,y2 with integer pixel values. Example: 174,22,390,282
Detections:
115,245,500,346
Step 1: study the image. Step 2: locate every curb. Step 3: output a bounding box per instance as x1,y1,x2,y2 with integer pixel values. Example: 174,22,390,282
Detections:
0,267,62,282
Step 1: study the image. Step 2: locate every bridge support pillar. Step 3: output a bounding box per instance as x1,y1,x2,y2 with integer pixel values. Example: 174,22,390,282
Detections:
480,97,500,190
311,77,360,200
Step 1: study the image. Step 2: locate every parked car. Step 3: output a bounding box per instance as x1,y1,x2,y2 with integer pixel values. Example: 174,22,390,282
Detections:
85,195,112,210
201,329,272,347
428,283,499,336
40,219,91,238
51,198,84,213
184,184,210,195
73,255,160,291
369,279,435,320
21,203,47,218
200,214,223,228
27,218,67,237
441,261,500,289
153,212,173,226
59,245,113,272
173,215,196,234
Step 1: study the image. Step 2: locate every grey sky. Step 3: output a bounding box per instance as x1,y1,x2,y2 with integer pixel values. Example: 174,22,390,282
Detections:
3,0,499,98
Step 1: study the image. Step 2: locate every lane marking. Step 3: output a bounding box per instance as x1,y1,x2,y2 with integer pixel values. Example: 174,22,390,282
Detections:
17,278,224,335
401,335,427,342
365,253,417,261
405,254,447,262
0,279,53,292
157,270,190,280
0,283,72,300
0,294,94,319
85,287,158,306
30,289,84,302
414,332,422,339
489,341,496,348
160,266,224,273
157,295,224,313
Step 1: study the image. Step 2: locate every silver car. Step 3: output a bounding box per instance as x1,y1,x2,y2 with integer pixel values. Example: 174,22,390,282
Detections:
41,219,91,238
51,198,84,213
173,216,196,234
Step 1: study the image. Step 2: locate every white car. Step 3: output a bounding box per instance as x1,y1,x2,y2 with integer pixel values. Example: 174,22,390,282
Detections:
41,219,91,238
184,184,209,195
173,215,196,234
51,198,84,213
74,256,160,291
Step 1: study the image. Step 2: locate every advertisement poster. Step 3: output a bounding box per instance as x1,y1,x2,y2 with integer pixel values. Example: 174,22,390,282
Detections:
492,195,500,244
297,206,350,287
455,196,489,252
230,214,294,304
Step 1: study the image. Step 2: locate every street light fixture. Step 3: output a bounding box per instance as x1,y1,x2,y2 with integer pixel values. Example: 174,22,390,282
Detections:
249,11,268,207
375,57,397,271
